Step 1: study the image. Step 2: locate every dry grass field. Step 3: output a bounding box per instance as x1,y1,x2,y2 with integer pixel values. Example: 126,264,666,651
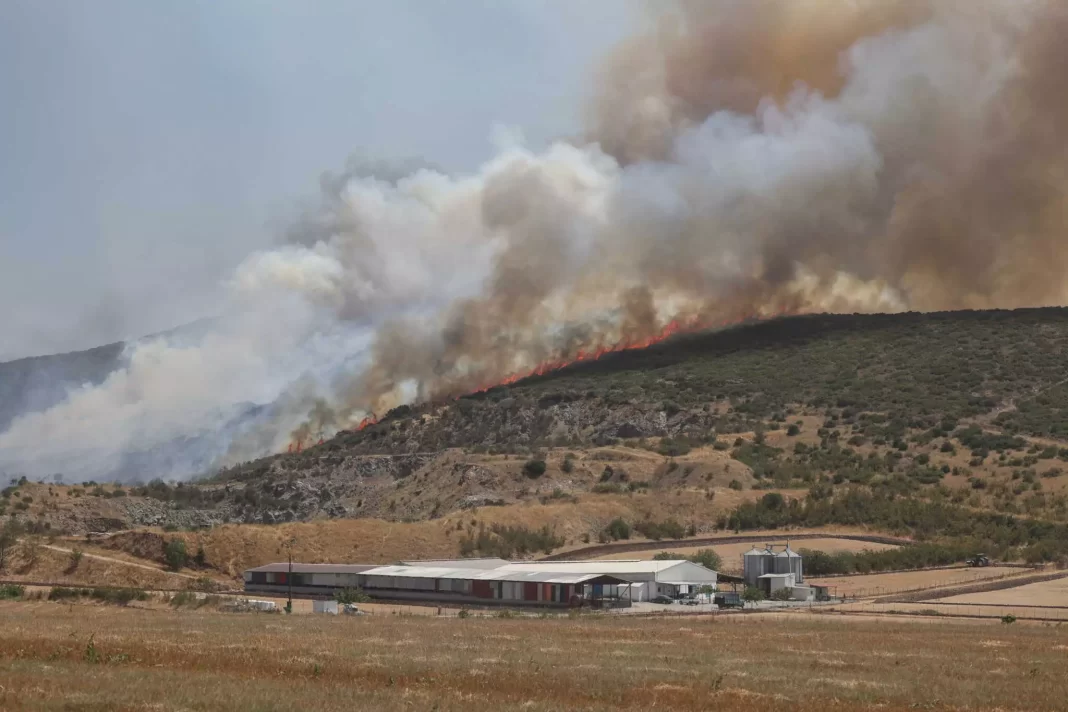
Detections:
937,575,1068,606
0,540,201,590
601,536,900,571
808,567,1028,598
2,601,1067,711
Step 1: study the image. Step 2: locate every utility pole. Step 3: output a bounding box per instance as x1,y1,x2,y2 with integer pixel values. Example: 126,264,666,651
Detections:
284,537,296,614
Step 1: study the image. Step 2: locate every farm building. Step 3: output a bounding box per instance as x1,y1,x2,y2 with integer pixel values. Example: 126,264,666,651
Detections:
243,558,717,607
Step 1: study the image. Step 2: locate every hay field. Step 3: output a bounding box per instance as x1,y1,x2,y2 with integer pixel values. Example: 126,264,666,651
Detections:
808,567,1026,598
936,575,1068,606
2,602,1067,711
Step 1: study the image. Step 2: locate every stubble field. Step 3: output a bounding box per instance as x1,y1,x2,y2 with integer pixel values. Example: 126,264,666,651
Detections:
2,601,1067,711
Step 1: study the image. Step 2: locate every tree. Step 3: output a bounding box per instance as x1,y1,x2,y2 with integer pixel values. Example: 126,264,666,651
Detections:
760,492,785,511
742,586,765,606
688,548,722,571
194,546,206,568
69,548,84,570
523,460,547,478
164,539,188,571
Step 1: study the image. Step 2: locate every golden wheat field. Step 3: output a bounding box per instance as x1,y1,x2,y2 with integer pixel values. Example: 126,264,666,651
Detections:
2,601,1067,711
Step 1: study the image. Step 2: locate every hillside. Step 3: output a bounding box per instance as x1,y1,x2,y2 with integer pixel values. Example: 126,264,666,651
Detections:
0,341,124,435
4,308,1068,575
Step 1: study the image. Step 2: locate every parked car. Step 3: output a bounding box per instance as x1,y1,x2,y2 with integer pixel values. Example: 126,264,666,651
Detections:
680,597,700,606
651,595,675,604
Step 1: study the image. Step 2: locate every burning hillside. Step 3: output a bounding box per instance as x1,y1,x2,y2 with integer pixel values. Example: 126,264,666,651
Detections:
3,0,1068,481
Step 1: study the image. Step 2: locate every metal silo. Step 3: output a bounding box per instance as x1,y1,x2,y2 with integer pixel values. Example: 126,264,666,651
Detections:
743,547,769,587
773,549,792,575
784,546,803,583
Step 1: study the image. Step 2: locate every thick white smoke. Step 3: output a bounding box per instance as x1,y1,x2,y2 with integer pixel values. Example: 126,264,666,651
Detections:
2,0,1065,481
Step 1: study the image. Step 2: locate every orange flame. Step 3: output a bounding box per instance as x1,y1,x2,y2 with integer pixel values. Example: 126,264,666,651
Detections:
467,313,750,395
354,414,379,431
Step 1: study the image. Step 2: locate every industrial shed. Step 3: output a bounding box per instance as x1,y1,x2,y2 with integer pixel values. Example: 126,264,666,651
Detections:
496,560,718,601
243,557,717,607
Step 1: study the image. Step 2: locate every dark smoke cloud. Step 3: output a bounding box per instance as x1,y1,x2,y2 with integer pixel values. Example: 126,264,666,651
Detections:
3,0,1066,479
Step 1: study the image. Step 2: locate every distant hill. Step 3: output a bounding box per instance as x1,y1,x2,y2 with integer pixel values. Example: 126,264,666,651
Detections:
0,318,216,435
0,341,125,434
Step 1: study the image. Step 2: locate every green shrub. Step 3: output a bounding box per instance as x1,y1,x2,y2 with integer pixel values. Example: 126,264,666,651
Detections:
0,583,24,600
523,460,547,478
335,587,371,604
164,539,188,571
603,517,631,541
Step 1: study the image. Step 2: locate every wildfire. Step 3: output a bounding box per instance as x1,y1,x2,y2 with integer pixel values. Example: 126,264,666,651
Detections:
354,414,379,431
468,312,750,395
283,312,758,454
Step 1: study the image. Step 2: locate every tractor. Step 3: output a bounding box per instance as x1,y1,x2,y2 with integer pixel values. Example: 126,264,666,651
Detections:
966,554,991,567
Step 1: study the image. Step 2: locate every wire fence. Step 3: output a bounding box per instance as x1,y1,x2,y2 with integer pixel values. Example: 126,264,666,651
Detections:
827,600,1068,622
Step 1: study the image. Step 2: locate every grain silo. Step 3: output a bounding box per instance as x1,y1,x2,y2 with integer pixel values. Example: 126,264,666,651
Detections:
743,546,775,587
783,545,803,583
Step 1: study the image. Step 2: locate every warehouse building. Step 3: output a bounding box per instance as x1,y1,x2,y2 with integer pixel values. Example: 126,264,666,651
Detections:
243,557,717,607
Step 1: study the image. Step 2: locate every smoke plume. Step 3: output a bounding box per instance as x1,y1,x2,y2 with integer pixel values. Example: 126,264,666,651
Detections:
2,0,1067,480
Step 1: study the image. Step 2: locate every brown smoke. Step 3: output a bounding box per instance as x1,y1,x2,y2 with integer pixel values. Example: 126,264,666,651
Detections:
301,0,1068,439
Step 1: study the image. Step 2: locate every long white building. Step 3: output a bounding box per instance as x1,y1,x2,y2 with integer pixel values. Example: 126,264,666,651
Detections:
243,558,718,607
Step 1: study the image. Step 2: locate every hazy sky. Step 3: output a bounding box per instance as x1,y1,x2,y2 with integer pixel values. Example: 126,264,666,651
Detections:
0,0,639,361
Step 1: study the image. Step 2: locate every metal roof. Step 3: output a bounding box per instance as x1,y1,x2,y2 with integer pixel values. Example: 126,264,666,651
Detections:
246,563,378,574
496,560,710,575
399,558,510,569
361,564,629,585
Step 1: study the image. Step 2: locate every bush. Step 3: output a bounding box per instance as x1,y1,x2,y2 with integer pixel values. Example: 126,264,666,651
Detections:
634,518,686,540
0,583,24,600
786,424,801,436
164,539,188,571
69,548,84,570
770,588,793,601
523,460,547,478
741,587,765,605
335,587,371,604
459,523,564,558
603,518,631,541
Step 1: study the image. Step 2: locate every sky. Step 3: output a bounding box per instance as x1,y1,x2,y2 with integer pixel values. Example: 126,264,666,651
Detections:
0,0,640,361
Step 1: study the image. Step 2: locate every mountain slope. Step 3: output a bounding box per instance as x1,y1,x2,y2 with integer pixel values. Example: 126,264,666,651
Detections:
5,307,1068,540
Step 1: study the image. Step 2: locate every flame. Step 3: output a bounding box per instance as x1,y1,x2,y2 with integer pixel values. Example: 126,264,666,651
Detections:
283,312,765,454
354,414,379,431
467,312,751,395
